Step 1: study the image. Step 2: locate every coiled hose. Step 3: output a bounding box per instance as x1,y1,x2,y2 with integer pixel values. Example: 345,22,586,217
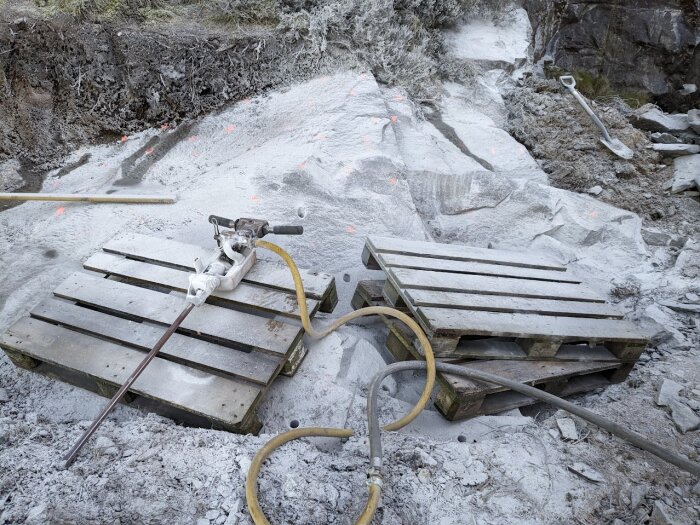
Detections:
246,240,700,525
247,240,436,525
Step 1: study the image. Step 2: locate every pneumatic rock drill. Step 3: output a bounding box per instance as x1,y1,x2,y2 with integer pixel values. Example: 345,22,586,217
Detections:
63,216,302,466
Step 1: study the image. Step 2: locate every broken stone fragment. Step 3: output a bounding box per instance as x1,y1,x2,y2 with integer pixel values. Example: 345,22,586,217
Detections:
568,462,604,483
631,106,689,133
656,379,683,406
652,143,700,157
650,132,681,144
642,228,671,247
651,500,679,525
688,109,700,134
669,398,700,433
586,185,603,196
630,484,648,510
556,418,578,440
671,154,700,193
658,301,700,314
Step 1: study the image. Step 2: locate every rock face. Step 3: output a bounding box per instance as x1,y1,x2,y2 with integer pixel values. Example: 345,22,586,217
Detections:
523,0,699,104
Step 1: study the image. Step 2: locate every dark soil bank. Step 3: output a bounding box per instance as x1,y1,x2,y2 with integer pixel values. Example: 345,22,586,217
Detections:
0,12,302,170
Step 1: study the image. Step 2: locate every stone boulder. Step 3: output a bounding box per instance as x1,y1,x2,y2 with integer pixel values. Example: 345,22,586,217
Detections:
652,143,700,157
672,154,700,193
631,106,689,133
689,109,700,134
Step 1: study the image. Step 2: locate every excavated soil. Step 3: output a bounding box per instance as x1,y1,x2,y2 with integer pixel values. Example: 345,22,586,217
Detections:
504,76,700,239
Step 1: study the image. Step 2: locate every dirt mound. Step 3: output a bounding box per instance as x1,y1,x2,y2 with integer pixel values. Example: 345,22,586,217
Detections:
504,76,700,238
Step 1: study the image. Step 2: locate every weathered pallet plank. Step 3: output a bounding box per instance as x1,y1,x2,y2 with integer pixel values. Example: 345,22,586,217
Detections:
31,298,282,385
427,339,621,362
383,323,631,420
1,318,263,432
366,236,567,271
102,233,337,311
404,289,623,319
379,253,581,283
389,267,605,303
416,308,647,345
84,252,317,319
53,272,302,358
440,359,624,397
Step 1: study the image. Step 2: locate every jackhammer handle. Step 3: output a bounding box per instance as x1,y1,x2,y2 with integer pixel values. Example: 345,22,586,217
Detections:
208,215,236,228
270,225,304,235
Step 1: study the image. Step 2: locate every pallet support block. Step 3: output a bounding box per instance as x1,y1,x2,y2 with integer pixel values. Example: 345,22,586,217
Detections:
281,340,308,377
518,338,565,358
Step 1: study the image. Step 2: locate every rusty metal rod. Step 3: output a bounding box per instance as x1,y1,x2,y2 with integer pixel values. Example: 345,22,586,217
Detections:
63,302,195,467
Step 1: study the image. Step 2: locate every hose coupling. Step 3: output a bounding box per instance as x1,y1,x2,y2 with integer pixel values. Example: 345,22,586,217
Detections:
366,468,383,488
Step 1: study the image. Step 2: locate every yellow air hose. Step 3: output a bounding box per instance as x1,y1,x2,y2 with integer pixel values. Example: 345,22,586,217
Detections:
246,239,437,525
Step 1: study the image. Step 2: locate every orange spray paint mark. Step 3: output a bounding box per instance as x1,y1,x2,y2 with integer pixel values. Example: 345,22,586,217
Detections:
348,89,357,97
393,95,405,102
251,195,260,203
160,123,170,130
390,115,398,123
55,207,66,216
145,147,154,155
388,177,398,185
298,161,306,169
346,225,356,234
188,136,199,143
226,124,236,134
120,135,128,143
241,98,251,105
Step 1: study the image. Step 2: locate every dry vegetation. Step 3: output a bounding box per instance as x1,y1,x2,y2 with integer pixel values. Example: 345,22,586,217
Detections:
29,0,510,99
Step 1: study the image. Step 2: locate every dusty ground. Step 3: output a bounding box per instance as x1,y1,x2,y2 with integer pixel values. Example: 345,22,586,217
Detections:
0,4,699,525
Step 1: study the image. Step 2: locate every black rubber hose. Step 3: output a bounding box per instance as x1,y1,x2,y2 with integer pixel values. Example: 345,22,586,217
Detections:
367,361,700,478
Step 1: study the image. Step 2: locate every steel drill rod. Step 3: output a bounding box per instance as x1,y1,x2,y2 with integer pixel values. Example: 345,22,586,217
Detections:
63,302,195,467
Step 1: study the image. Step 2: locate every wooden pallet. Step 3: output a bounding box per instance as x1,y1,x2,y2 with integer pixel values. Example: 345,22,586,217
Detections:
352,280,633,420
0,234,337,434
362,236,648,361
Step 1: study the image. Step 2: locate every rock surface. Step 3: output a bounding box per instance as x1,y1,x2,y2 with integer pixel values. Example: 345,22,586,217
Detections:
688,109,700,134
631,107,689,133
443,7,532,71
652,144,700,157
523,0,700,100
671,155,700,193
656,379,683,407
651,132,682,144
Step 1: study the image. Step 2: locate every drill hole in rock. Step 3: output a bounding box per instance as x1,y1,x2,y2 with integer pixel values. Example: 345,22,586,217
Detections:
457,435,467,443
289,420,300,429
297,207,306,219
343,273,351,283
